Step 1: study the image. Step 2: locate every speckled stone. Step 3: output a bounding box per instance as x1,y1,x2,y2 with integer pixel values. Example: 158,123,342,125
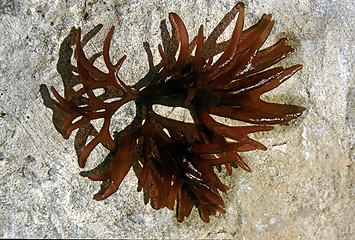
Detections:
0,0,353,239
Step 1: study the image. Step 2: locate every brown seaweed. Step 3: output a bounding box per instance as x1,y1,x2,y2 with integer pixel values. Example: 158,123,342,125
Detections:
50,2,305,222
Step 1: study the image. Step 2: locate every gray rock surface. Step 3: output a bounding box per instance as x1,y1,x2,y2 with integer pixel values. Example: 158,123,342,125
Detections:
0,0,353,238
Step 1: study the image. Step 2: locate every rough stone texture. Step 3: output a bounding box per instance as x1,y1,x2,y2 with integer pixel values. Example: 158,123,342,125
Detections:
0,0,353,239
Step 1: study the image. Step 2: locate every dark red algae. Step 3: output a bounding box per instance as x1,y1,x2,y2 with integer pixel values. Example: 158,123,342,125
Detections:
50,2,305,222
